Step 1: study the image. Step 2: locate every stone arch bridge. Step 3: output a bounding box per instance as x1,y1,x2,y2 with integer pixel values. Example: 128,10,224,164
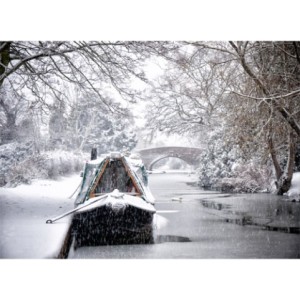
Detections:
136,146,202,170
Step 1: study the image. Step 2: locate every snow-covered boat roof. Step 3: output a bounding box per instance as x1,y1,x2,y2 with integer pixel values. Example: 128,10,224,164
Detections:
75,152,155,205
75,191,156,214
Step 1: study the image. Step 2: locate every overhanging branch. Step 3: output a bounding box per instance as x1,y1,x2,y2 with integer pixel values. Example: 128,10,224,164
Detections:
230,88,300,101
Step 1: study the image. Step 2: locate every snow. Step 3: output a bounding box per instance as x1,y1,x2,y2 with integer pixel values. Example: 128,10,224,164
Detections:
0,160,157,258
75,191,156,213
0,174,82,258
287,172,300,200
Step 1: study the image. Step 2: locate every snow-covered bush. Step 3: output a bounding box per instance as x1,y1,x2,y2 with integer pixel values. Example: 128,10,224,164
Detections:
196,127,274,193
0,142,87,187
43,151,86,179
219,162,273,193
197,128,241,188
0,142,35,186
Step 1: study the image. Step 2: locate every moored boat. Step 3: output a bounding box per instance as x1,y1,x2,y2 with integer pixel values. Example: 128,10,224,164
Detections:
71,152,156,246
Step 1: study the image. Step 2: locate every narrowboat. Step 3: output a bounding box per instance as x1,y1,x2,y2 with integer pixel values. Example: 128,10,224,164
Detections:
71,152,156,246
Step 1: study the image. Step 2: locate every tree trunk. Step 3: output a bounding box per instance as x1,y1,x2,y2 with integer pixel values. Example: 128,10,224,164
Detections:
267,133,283,182
0,100,17,144
276,132,296,195
0,42,11,87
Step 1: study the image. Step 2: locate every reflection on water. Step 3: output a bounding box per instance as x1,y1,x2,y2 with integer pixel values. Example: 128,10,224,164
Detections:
199,198,300,234
200,200,232,211
154,235,191,243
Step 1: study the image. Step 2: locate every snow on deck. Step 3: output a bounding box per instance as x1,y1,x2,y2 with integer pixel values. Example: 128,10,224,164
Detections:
0,174,82,258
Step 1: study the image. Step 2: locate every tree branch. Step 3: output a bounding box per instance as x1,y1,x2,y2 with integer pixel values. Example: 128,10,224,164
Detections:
230,88,300,101
293,42,300,64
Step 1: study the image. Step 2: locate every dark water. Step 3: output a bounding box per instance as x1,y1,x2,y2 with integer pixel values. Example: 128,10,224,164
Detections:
68,172,300,258
198,194,300,233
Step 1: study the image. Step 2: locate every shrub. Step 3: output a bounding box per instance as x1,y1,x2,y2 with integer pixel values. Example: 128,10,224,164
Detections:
218,162,273,193
0,142,87,187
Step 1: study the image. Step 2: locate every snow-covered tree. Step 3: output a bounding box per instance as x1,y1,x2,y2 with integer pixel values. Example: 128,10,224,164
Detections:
48,100,68,149
0,41,179,147
0,41,178,109
145,44,231,136
197,126,240,187
66,95,137,154
0,79,41,145
144,41,300,194
224,41,300,194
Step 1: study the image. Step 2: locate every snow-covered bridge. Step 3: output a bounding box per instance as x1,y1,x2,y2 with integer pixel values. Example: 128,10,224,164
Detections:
136,146,202,170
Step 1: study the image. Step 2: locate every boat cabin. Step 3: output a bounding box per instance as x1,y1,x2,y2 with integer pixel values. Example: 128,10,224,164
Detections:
75,153,148,206
89,157,142,198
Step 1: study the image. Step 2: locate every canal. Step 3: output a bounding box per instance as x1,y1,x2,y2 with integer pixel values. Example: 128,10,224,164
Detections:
68,172,300,258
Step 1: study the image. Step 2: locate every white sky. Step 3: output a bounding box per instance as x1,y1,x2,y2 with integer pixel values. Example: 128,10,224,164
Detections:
129,57,166,124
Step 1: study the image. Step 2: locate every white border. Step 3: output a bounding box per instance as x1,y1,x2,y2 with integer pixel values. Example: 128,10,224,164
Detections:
3,0,300,40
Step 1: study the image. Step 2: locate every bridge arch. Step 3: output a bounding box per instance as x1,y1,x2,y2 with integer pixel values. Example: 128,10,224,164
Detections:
136,146,202,170
148,155,191,171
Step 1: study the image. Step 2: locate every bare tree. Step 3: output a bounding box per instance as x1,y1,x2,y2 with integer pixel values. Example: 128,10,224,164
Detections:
0,42,174,106
0,41,178,144
226,41,300,194
145,41,300,194
145,44,234,139
0,78,30,143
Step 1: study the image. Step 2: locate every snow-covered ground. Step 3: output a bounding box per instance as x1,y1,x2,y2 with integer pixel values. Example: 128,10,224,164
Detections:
287,172,300,200
0,170,167,259
0,174,81,258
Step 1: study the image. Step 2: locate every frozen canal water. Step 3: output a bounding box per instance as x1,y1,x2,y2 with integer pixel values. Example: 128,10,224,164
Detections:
69,172,300,259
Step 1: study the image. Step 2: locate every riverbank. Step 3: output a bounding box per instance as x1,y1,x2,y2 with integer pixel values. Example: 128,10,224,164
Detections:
0,174,81,258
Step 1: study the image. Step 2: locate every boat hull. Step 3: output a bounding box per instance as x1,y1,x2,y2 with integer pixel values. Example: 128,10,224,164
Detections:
71,204,155,247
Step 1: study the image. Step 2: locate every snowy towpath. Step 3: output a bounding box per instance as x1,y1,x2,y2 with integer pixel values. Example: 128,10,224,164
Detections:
0,174,81,258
